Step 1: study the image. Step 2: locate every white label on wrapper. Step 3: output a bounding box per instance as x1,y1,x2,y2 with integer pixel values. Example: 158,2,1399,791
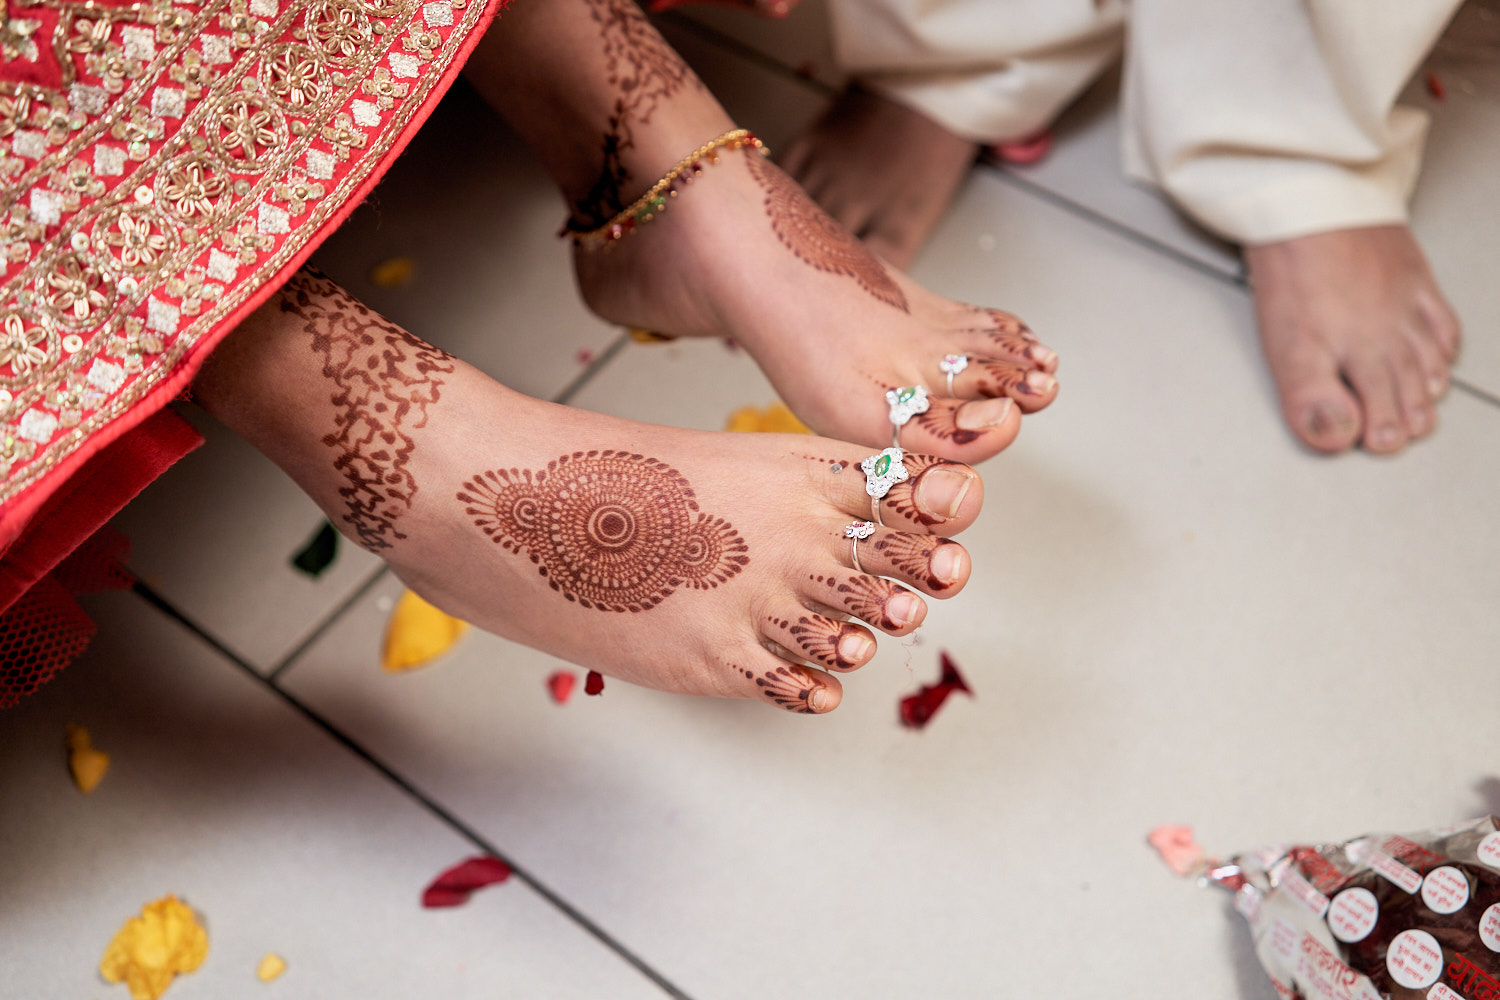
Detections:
1388,929,1444,989
1478,832,1500,870
1421,866,1471,914
1270,918,1300,965
1481,902,1500,952
1350,840,1423,894
1428,985,1466,1000
1282,865,1332,918
1328,888,1379,943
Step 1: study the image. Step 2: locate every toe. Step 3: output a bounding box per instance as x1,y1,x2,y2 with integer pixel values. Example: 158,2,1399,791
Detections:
834,522,969,596
762,608,876,672
958,309,1059,373
1391,342,1438,441
1344,356,1408,454
803,571,926,635
728,651,844,714
950,359,1058,412
816,449,983,533
903,396,1022,464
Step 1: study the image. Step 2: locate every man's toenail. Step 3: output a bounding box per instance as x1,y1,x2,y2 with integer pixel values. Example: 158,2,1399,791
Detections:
838,632,874,666
1025,370,1056,393
955,397,1013,430
916,467,974,519
1307,404,1354,438
888,593,922,628
1369,425,1400,449
931,543,963,583
1428,376,1447,398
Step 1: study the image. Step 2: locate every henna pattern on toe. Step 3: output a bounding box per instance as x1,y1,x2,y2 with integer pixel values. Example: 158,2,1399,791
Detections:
968,359,1051,400
807,573,902,630
769,614,862,670
910,406,984,448
882,454,968,526
280,269,454,551
734,663,821,714
577,0,703,225
871,535,958,592
458,450,749,612
744,152,909,313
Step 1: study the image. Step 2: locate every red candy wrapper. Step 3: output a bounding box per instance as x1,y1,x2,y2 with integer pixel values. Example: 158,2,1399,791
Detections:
421,855,513,908
1206,816,1500,1000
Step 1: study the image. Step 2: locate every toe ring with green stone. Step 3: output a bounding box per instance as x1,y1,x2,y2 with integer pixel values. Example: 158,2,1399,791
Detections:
886,385,929,448
861,447,908,524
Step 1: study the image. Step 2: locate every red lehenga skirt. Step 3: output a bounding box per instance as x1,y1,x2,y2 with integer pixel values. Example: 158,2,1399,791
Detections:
0,0,506,703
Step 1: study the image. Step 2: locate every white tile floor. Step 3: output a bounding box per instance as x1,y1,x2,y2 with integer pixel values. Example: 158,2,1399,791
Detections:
7,5,1500,999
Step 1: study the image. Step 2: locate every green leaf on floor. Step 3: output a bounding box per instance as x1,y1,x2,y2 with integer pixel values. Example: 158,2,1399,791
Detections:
291,521,339,577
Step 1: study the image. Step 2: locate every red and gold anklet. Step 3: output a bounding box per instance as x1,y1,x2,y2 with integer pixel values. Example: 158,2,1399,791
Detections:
564,128,767,251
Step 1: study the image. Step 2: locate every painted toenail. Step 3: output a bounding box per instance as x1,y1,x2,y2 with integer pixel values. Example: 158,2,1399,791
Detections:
1024,370,1056,393
955,397,1013,431
931,543,963,584
888,593,922,628
838,632,874,666
916,467,974,519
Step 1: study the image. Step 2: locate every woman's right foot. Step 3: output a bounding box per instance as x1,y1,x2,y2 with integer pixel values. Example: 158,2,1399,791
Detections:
196,272,985,714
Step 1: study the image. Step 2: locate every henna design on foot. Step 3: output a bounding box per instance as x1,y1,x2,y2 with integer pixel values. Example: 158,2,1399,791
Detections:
769,614,862,670
280,269,454,551
458,450,749,612
576,0,703,225
807,573,903,630
744,152,909,313
882,454,968,526
734,663,821,714
963,309,1053,368
969,359,1052,400
870,535,959,592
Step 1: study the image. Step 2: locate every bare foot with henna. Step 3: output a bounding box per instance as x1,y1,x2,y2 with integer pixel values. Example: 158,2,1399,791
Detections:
1246,225,1460,454
194,271,985,714
463,0,1058,467
780,85,981,272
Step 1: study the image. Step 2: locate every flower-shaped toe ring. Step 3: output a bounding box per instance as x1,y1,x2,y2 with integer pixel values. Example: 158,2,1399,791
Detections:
886,385,929,447
845,520,876,572
939,354,968,395
861,447,908,524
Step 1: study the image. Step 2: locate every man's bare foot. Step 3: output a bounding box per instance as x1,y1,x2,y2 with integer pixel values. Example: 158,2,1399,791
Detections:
1245,225,1461,455
781,86,981,271
197,273,985,714
573,147,1058,466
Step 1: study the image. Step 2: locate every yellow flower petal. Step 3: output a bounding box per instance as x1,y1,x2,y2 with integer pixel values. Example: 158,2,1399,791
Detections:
381,590,468,672
255,953,287,982
724,400,811,435
368,256,416,288
627,327,677,343
65,724,110,794
99,895,208,1000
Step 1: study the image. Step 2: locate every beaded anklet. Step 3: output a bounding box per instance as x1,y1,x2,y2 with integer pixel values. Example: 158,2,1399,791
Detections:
564,128,767,251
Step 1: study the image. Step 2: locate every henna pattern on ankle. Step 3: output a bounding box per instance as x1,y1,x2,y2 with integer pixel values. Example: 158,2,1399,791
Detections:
734,663,821,713
280,269,454,551
769,614,862,670
882,454,968,527
745,152,909,312
458,450,749,612
576,0,703,226
871,535,958,592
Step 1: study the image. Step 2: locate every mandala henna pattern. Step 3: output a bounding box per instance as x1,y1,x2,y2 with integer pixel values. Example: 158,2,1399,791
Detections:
577,0,702,225
744,152,909,313
458,450,749,612
735,663,821,714
281,269,454,551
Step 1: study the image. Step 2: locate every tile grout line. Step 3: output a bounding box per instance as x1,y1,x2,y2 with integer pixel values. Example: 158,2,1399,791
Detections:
657,12,838,99
265,563,392,682
553,329,631,406
130,579,697,1000
1453,376,1500,412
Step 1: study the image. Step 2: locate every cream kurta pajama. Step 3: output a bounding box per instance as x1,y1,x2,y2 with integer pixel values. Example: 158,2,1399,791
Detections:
825,0,1463,246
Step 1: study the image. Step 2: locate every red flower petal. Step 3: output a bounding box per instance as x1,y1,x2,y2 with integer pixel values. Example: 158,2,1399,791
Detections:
421,855,512,909
1426,72,1446,101
547,671,576,704
992,130,1053,165
898,652,973,729
584,670,605,696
